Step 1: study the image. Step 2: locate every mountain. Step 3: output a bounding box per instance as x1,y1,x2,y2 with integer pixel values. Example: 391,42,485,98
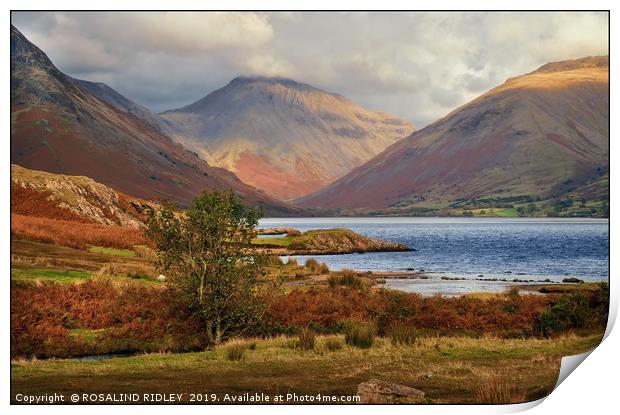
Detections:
297,56,609,211
72,78,167,133
160,76,415,200
10,25,302,216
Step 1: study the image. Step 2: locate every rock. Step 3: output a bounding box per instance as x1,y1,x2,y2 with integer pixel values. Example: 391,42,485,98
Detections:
157,274,167,281
357,379,425,404
562,277,584,283
405,267,415,271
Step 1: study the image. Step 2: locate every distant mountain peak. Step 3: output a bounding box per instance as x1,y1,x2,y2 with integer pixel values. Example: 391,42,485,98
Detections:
161,76,415,200
230,75,304,85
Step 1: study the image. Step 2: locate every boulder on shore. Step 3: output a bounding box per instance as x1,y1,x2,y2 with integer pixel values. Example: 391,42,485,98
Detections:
562,277,584,283
356,379,425,404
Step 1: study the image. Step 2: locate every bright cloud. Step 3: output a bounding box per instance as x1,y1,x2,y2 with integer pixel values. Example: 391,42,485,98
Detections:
11,11,608,126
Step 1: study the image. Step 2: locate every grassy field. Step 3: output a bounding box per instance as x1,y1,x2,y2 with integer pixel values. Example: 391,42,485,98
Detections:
11,333,601,404
88,246,136,257
10,237,607,404
11,267,91,283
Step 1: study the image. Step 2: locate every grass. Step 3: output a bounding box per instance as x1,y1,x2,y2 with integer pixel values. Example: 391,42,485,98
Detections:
225,342,246,361
88,246,136,257
11,213,149,251
251,229,360,249
11,240,157,283
10,334,602,404
324,337,343,352
474,376,526,403
328,270,364,289
11,267,90,283
251,236,292,246
298,327,316,351
389,323,418,346
68,328,108,344
345,322,376,348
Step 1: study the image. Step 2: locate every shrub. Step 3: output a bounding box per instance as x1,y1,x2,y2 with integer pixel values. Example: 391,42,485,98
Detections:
328,270,364,290
298,327,316,351
266,256,284,266
552,292,589,328
247,341,257,350
286,258,298,267
535,310,562,337
324,337,343,352
11,280,206,359
266,287,562,337
305,258,319,273
388,322,418,346
506,286,520,302
345,322,375,348
318,262,330,274
535,292,589,337
226,342,246,361
288,241,306,250
133,245,156,261
11,214,149,250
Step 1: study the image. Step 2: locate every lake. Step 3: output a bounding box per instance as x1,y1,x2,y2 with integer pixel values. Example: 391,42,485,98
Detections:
259,217,609,295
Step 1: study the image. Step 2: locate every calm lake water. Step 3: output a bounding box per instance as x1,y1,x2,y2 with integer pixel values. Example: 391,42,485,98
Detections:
259,217,609,295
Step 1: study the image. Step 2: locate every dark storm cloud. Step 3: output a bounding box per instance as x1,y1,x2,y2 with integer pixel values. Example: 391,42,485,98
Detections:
11,11,608,126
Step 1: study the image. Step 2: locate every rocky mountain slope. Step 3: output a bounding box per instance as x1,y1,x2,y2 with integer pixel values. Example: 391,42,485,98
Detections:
298,56,609,211
72,78,167,133
11,164,154,227
10,25,301,216
160,76,414,200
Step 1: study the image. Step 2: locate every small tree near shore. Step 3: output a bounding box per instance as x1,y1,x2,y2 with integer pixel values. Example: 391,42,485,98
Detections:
146,191,265,345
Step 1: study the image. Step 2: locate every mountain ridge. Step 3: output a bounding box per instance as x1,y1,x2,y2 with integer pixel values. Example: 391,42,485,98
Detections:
10,25,303,216
297,56,609,212
160,76,415,199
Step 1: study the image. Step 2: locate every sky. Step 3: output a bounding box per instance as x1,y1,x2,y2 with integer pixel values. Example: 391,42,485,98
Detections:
12,11,609,127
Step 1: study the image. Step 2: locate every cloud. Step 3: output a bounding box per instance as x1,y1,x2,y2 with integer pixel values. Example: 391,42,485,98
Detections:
11,11,608,126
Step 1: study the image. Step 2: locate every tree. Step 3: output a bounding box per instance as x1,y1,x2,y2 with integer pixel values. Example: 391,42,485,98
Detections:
146,190,266,345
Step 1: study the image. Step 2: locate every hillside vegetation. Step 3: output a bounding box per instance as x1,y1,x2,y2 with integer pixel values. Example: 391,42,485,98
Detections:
252,228,411,254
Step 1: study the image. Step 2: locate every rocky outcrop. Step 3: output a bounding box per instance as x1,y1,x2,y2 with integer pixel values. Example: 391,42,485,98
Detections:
254,228,411,255
291,229,410,253
356,379,425,404
11,164,152,228
258,227,298,235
